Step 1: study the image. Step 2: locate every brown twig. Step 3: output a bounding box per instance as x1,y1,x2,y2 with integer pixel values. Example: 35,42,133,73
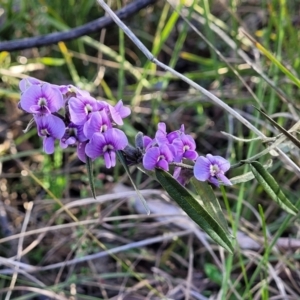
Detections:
0,0,157,52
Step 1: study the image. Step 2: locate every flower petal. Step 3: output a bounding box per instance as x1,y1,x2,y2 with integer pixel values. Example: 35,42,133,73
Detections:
143,147,160,170
114,100,131,118
19,77,41,92
77,142,88,163
69,95,98,125
218,173,232,186
143,136,153,149
160,144,174,162
104,128,128,151
157,159,169,171
41,83,64,112
208,176,220,187
83,111,111,139
43,136,55,154
104,152,112,169
20,85,43,113
206,154,230,172
35,114,65,139
184,150,198,160
85,133,106,159
103,150,117,169
194,156,210,181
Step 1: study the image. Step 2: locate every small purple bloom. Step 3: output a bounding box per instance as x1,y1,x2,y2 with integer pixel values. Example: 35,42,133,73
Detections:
155,123,184,145
68,95,100,125
58,84,90,98
109,100,131,125
85,129,128,168
20,83,64,115
83,111,112,139
19,77,42,93
35,114,65,154
60,123,87,149
143,144,174,171
194,154,232,187
172,134,198,162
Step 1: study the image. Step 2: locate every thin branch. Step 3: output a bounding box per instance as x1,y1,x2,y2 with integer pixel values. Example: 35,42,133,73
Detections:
96,0,300,176
0,0,157,52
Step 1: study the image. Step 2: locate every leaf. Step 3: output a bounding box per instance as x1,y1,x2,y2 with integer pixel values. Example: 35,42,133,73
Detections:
191,178,231,237
255,107,300,149
117,151,150,215
155,169,233,253
250,161,298,215
230,159,273,184
86,156,96,199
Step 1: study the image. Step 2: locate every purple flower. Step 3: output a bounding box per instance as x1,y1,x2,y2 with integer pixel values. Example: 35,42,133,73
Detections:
35,114,65,154
20,83,64,115
143,144,174,171
155,123,184,145
172,135,198,162
85,129,128,168
19,77,42,93
109,100,131,125
83,111,112,139
194,154,232,187
143,135,154,150
60,123,87,149
58,84,90,98
68,95,100,125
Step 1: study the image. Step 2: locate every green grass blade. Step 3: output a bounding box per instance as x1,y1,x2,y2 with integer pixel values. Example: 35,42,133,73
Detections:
244,31,300,88
255,107,300,149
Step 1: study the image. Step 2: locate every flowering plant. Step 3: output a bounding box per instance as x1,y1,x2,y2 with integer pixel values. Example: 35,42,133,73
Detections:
18,77,298,252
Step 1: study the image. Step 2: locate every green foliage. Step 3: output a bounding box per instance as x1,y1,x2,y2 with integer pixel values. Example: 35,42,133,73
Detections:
250,161,298,215
155,169,233,253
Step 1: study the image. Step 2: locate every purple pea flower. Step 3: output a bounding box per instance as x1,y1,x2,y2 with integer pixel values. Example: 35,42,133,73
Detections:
143,144,174,171
155,123,184,145
35,114,65,154
60,123,87,149
194,154,232,187
172,134,198,162
58,84,90,98
68,95,100,125
20,83,64,115
109,100,131,125
83,111,112,140
85,128,128,168
19,77,42,93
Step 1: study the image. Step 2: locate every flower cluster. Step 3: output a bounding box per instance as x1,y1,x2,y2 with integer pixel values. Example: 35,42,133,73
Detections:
19,77,130,168
18,77,232,187
137,122,232,187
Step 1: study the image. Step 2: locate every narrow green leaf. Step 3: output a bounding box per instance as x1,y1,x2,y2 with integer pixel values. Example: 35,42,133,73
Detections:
255,107,300,149
86,156,96,199
117,151,150,215
250,161,298,215
191,178,231,237
155,169,233,253
230,159,273,184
